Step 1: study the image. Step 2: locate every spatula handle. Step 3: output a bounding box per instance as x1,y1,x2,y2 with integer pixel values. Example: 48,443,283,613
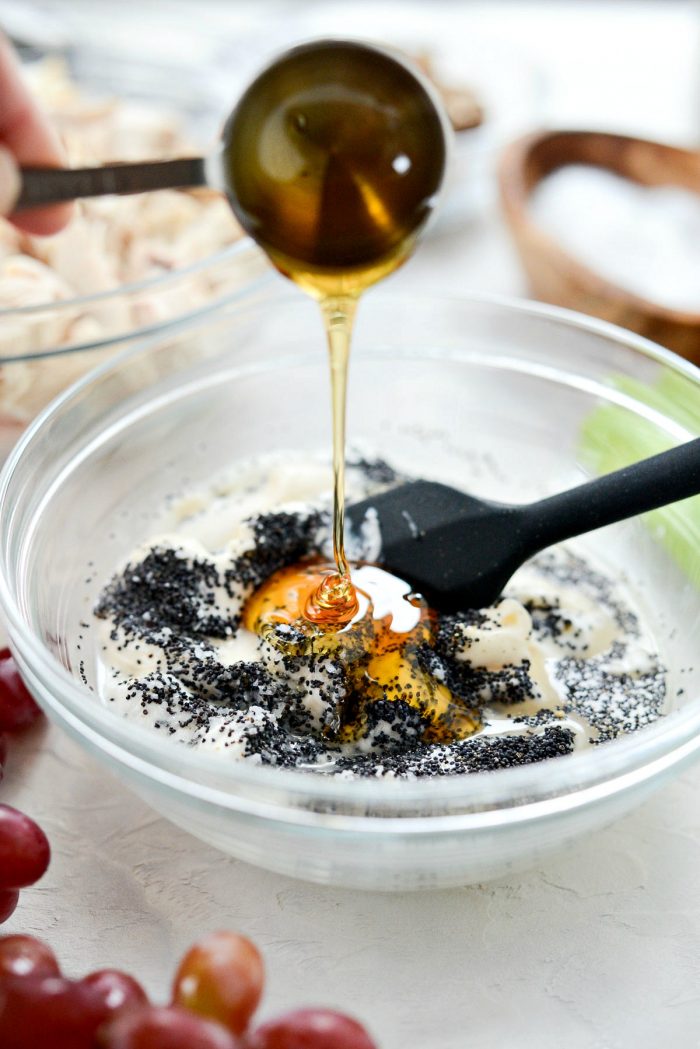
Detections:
525,437,700,550
14,157,208,211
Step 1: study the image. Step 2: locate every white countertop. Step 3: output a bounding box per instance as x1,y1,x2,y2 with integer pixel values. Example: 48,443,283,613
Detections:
6,719,700,1048
3,3,700,1047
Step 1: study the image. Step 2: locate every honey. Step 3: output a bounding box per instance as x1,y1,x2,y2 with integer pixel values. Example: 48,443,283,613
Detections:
223,40,447,287
229,41,472,741
243,561,480,743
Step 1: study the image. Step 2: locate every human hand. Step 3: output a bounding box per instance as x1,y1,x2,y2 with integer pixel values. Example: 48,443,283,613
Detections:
0,33,72,234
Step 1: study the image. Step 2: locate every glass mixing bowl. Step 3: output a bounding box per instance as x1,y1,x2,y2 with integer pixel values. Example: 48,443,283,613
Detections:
0,288,698,891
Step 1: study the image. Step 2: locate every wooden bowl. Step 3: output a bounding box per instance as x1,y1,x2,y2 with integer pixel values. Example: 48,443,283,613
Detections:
499,129,700,364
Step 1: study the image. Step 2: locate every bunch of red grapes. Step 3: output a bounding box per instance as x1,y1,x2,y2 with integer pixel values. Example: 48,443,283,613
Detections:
0,650,377,1048
0,649,48,925
0,931,377,1048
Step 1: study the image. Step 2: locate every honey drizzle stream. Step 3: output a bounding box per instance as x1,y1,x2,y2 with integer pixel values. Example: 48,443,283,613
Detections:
222,40,449,631
324,294,355,579
305,294,359,625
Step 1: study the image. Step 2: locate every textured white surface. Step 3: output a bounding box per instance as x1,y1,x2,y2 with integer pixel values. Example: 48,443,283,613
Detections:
5,722,700,1048
4,2,700,1046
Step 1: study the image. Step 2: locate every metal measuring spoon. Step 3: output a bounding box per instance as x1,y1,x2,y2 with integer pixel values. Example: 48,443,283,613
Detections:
14,39,450,275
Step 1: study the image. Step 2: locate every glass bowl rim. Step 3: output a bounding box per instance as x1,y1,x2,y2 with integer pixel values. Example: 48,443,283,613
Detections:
1,289,699,821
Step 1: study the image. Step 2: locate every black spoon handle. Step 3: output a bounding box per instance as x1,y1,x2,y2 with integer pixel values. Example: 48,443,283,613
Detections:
14,157,208,211
523,436,700,551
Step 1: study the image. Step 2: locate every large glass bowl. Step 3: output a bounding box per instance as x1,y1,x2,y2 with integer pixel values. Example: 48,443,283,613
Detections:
0,288,698,891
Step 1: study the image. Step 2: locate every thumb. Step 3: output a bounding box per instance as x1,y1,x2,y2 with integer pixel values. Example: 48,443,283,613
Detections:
0,144,20,216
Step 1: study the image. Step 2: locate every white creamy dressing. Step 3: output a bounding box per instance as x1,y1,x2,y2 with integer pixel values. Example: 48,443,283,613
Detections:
93,452,664,770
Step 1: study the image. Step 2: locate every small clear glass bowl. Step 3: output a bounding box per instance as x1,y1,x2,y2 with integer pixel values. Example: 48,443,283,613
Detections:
0,241,269,460
0,288,698,890
0,45,269,457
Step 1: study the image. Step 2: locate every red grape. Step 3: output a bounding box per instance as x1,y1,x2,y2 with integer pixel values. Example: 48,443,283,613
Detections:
81,969,148,1014
0,650,42,732
0,974,111,1049
0,804,50,889
0,934,60,977
99,1004,240,1049
0,733,6,768
172,931,264,1035
247,1009,377,1049
0,890,18,924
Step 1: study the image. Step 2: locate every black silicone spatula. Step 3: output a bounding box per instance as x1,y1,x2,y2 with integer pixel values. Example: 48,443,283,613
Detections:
346,438,700,611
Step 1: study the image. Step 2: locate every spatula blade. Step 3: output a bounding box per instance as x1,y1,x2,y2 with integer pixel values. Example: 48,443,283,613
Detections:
347,481,525,611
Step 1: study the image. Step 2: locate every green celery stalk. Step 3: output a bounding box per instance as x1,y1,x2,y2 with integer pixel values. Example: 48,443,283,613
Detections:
579,371,700,586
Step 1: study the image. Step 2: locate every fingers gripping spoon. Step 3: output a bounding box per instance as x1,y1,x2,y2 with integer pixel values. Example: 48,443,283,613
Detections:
346,438,700,611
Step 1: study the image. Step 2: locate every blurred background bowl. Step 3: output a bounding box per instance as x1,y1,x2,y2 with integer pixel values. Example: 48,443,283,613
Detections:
0,241,269,459
0,42,270,458
500,129,700,363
